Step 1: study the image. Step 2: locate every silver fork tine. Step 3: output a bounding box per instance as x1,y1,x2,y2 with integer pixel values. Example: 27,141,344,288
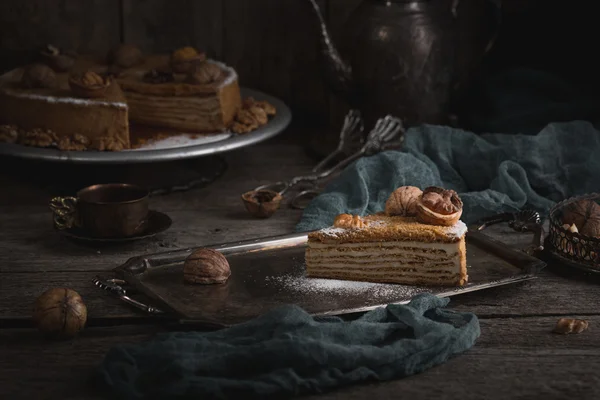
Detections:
312,109,364,172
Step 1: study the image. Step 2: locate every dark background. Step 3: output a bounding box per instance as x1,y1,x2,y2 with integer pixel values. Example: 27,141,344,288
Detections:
1,0,599,134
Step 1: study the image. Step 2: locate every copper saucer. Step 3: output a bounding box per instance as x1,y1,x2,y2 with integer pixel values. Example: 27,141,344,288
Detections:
61,210,172,243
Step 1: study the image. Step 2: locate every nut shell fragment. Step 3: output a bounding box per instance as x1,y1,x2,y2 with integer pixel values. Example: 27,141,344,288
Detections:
553,318,589,334
242,189,282,218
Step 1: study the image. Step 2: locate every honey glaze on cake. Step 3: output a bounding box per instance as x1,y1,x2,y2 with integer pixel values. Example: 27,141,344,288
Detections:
309,214,468,244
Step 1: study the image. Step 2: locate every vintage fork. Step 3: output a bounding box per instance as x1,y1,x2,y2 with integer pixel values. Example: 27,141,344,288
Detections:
255,115,405,209
312,109,364,172
93,276,165,315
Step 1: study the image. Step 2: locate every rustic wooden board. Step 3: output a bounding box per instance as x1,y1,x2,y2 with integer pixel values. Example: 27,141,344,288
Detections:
0,0,121,72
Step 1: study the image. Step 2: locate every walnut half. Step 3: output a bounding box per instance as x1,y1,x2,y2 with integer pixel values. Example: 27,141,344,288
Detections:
415,186,463,226
333,214,365,229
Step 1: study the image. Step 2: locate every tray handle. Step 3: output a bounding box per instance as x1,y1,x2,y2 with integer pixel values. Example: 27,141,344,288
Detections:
472,210,545,256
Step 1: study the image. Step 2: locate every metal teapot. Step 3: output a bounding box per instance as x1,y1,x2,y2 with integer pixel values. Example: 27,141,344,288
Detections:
308,0,499,128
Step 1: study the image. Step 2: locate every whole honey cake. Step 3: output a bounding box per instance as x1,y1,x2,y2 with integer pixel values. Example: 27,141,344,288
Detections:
0,45,277,151
305,186,468,286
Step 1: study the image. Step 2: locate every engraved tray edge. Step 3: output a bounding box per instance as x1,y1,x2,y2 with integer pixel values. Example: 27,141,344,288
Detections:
113,230,546,326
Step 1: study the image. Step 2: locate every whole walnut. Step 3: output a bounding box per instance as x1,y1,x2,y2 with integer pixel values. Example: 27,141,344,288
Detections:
171,46,206,73
21,64,56,89
385,186,422,217
183,248,231,284
562,199,600,237
186,62,223,84
106,44,143,68
33,288,87,339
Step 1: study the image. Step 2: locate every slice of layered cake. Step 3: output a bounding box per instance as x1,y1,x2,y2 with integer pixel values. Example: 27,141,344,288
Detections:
305,186,468,286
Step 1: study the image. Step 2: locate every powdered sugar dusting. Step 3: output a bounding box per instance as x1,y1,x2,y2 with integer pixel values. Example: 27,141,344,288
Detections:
318,227,346,238
447,220,468,238
265,274,425,301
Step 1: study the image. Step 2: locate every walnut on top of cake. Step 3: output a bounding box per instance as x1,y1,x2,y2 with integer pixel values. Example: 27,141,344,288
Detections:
305,185,468,286
310,186,468,244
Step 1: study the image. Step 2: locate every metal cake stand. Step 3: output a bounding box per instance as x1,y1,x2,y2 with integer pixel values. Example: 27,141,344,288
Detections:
0,88,291,165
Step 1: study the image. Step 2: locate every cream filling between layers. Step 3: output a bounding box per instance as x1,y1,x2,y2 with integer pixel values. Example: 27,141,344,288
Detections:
308,240,460,252
306,240,463,278
125,92,224,130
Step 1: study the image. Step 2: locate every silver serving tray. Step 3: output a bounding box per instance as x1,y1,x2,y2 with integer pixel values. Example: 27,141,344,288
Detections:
0,88,291,164
114,230,546,327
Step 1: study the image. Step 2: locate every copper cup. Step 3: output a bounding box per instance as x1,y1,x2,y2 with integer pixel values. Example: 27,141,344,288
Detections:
49,183,149,238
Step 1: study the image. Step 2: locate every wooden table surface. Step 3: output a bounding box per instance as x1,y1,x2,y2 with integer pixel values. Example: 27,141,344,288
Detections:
1,134,599,400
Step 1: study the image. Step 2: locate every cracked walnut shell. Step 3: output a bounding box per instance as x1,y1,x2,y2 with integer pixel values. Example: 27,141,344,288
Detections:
183,248,231,284
385,186,422,217
416,186,463,226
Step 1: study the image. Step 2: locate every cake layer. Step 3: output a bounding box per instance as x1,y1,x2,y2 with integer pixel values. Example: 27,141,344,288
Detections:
306,227,468,286
309,214,467,244
123,80,240,132
117,57,241,133
0,66,130,151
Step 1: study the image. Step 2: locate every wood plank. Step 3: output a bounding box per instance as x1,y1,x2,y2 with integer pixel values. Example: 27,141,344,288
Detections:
121,0,223,58
0,0,121,72
3,266,600,320
221,0,329,125
2,316,599,399
0,143,313,274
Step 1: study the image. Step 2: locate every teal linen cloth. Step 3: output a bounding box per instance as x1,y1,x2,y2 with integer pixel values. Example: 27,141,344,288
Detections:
97,294,479,399
296,121,600,232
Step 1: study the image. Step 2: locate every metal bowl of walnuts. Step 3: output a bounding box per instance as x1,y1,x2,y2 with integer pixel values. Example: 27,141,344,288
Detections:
546,193,600,271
